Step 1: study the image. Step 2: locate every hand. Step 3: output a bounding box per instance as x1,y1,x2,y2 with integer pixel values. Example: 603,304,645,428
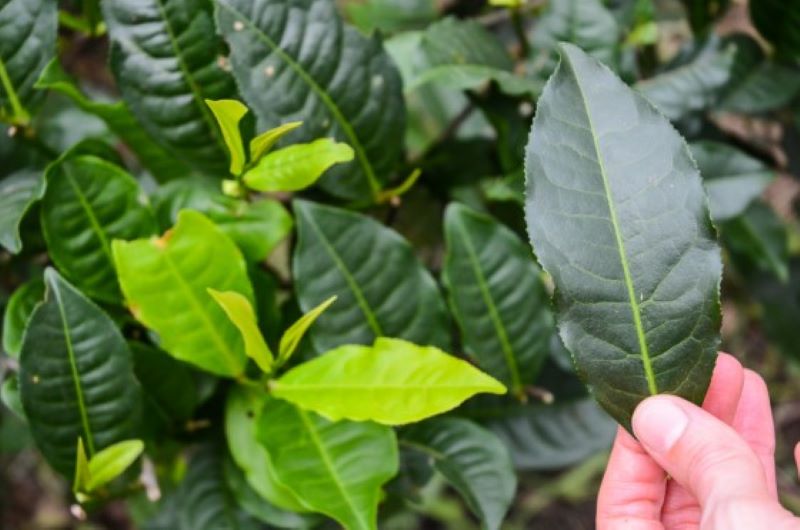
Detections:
597,353,800,530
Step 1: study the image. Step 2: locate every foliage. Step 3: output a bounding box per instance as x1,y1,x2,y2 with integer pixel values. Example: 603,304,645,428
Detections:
2,0,799,529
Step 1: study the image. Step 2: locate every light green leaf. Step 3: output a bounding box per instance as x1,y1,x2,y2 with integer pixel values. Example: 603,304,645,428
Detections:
525,44,722,429
407,17,539,97
225,386,310,513
215,0,406,200
402,418,516,530
691,141,774,222
209,289,273,374
293,199,450,351
73,437,90,493
206,99,249,175
443,203,554,397
278,296,336,367
85,439,144,492
249,121,302,163
19,269,142,478
272,337,506,425
243,139,354,193
42,155,157,303
2,277,44,358
256,396,398,530
103,0,238,175
34,59,190,182
113,210,253,377
0,0,57,124
0,168,45,254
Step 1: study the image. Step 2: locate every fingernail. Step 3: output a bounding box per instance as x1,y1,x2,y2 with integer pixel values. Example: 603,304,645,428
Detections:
633,397,689,455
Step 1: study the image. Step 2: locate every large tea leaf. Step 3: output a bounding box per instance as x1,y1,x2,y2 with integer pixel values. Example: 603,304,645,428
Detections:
113,210,253,377
256,397,398,530
690,141,774,222
402,418,516,530
271,337,506,425
0,0,56,124
35,59,190,182
19,269,142,478
443,203,553,396
0,168,44,253
215,0,406,200
525,44,722,428
293,200,450,351
41,155,157,303
103,0,237,175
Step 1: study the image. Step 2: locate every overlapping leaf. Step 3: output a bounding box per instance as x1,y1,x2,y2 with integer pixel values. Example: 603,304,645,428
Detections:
525,44,722,428
0,168,44,254
215,0,406,200
1,276,44,358
19,269,142,478
293,200,450,351
443,203,553,396
113,210,253,377
104,0,237,175
256,396,398,530
402,418,516,530
41,155,157,303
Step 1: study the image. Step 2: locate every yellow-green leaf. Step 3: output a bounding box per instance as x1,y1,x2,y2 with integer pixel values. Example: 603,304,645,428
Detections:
249,121,302,163
205,99,248,175
271,337,506,425
73,437,90,493
86,439,144,492
242,139,354,193
277,296,337,367
209,289,273,374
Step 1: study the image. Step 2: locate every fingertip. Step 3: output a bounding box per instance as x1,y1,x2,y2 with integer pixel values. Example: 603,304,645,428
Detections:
794,442,800,480
703,353,745,422
632,396,690,455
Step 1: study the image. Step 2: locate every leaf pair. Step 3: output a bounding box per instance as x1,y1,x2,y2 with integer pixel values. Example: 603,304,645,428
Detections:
73,438,144,500
206,99,354,194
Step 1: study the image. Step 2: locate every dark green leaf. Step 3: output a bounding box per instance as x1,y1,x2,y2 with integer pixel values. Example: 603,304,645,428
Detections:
0,0,57,124
483,398,616,471
130,342,197,425
34,59,191,182
750,0,800,61
1,375,25,421
717,61,800,114
0,168,45,253
19,269,142,478
41,155,157,303
722,201,789,283
443,203,553,396
256,396,398,530
346,0,437,34
1,276,44,358
402,418,516,530
103,0,237,175
293,199,450,352
690,141,774,222
525,44,722,428
215,0,406,200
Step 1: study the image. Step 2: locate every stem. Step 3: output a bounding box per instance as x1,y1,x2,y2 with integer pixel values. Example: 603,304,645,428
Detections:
511,8,530,58
0,58,29,125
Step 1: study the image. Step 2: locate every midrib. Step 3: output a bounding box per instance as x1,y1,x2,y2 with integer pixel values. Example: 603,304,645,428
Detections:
564,55,658,395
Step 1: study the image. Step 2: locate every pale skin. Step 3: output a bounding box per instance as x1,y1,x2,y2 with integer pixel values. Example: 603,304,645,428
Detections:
597,353,800,530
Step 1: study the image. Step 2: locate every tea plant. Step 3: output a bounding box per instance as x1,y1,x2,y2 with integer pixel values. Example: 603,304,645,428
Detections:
1,0,799,529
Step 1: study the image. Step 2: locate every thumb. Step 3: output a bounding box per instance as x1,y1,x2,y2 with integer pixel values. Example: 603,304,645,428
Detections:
632,396,775,516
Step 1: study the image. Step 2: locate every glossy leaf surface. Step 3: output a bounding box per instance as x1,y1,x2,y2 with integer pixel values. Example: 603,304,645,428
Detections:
205,99,248,175
0,168,45,253
215,0,406,199
2,277,44,358
19,269,141,478
525,44,721,428
443,203,553,396
402,418,516,530
104,0,237,174
85,439,144,491
293,200,450,351
113,210,253,377
278,296,336,366
41,155,157,303
256,397,398,530
272,337,506,425
210,289,273,373
690,141,774,222
242,139,354,192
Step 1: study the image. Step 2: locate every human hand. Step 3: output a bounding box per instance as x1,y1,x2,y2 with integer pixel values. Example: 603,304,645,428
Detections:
597,353,800,530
